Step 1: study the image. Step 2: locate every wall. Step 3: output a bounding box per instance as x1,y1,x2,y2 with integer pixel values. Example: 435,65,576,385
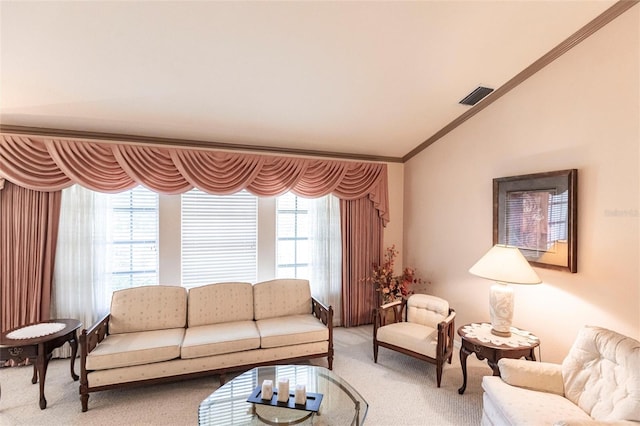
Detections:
404,6,639,363
383,162,405,267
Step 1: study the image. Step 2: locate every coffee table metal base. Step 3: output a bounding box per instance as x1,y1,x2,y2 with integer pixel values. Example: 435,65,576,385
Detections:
252,404,313,425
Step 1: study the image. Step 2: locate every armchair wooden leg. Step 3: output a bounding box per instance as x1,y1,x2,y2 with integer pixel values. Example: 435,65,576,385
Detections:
436,363,443,388
373,341,379,363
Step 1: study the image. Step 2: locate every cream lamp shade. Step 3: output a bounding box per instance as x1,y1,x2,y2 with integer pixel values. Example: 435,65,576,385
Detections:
469,244,541,336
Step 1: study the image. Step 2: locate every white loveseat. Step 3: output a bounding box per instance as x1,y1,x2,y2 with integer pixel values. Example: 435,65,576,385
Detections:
481,325,640,426
79,279,333,411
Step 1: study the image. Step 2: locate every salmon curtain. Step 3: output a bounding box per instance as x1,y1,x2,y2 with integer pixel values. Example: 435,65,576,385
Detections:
0,181,61,332
0,134,389,329
341,197,384,326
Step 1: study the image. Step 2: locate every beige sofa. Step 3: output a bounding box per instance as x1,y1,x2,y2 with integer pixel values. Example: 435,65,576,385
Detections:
481,325,640,426
79,279,333,412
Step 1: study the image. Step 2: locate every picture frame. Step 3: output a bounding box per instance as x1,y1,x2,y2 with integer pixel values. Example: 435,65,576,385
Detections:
493,169,577,272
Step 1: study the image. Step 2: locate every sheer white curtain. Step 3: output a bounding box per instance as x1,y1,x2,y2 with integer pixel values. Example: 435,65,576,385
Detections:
52,185,109,357
308,195,342,326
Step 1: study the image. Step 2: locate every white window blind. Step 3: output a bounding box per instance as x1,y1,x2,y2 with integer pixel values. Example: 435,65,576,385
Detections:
276,192,309,278
181,189,258,288
106,186,158,292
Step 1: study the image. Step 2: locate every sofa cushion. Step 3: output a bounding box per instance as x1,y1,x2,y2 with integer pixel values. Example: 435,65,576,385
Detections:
482,376,591,425
255,314,328,349
181,320,261,359
188,282,254,327
253,279,312,320
406,294,449,328
562,326,640,421
376,322,438,358
109,285,187,334
86,328,184,370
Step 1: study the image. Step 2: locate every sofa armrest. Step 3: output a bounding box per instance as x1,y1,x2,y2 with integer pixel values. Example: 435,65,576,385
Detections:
498,358,564,396
311,297,334,370
80,313,110,374
373,299,405,331
79,312,110,410
311,297,333,329
436,309,456,360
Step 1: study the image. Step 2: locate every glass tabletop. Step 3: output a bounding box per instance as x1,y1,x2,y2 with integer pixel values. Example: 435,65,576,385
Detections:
199,365,368,426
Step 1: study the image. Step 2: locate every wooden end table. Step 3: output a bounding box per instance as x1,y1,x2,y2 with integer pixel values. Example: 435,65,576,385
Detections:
0,318,82,409
457,322,539,395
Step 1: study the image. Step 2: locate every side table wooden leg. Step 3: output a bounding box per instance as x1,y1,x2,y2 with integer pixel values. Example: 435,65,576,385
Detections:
69,333,79,381
458,345,471,394
527,348,537,361
31,362,38,384
487,360,500,376
36,346,47,409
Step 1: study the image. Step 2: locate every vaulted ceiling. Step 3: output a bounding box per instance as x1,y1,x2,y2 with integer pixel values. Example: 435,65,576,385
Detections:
0,1,622,161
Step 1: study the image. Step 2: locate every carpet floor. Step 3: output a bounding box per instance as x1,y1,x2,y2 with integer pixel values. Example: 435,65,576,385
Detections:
0,325,491,425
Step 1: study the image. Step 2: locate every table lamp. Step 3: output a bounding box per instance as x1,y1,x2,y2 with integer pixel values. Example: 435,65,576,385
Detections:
468,244,541,337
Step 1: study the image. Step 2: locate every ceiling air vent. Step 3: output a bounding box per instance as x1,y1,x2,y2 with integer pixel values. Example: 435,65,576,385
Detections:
459,86,494,106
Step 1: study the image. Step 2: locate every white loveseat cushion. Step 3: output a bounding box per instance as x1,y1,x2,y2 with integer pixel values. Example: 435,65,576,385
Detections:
86,328,185,370
562,325,640,421
181,320,261,359
256,314,328,349
188,282,253,327
376,322,438,358
482,376,592,425
109,285,187,334
253,279,311,321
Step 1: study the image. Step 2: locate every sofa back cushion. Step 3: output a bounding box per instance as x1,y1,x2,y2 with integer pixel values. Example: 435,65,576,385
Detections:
109,285,187,334
253,279,311,320
188,282,254,327
406,294,449,328
562,325,640,421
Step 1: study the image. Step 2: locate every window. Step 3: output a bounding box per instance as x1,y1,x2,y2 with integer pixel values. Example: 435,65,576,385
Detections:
276,193,309,278
181,189,258,288
106,186,159,292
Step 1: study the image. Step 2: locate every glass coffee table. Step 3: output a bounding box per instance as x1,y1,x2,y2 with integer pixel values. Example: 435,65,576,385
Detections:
199,365,368,425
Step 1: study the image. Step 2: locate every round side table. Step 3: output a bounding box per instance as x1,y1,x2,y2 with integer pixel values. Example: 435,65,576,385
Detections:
457,322,539,395
0,319,82,409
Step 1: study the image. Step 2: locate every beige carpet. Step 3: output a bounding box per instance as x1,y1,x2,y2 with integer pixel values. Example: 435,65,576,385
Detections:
0,325,490,425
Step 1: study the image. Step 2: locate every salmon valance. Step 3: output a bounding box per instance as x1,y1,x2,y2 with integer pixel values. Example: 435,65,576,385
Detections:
1,135,389,224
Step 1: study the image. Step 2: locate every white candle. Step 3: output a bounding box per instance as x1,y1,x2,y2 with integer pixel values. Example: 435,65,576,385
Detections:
261,379,273,400
294,384,306,405
277,378,289,403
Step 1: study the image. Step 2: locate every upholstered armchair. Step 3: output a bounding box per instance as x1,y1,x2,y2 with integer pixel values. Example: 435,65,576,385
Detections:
373,293,456,387
482,325,640,426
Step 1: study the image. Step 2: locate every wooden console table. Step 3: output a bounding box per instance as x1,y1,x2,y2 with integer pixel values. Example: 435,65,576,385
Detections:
457,322,539,395
1,318,82,409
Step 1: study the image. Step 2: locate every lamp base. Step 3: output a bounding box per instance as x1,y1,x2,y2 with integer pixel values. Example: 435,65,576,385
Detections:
489,282,514,338
490,328,511,337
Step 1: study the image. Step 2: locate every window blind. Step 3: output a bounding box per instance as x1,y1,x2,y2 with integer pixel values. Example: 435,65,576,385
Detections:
181,189,258,288
276,192,309,278
107,186,159,291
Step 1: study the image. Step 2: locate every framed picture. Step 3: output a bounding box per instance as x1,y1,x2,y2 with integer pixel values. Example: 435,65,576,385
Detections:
493,169,577,272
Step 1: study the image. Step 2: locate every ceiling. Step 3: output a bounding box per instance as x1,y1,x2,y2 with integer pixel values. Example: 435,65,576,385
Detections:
0,1,618,161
